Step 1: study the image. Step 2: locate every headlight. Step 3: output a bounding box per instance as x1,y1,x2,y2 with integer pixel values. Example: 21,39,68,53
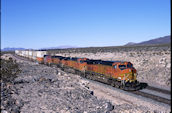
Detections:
134,73,137,77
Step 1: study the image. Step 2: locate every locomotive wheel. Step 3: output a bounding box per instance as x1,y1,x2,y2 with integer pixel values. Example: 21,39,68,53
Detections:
108,79,115,86
89,75,94,80
115,85,120,88
114,81,120,88
120,85,125,90
110,82,115,87
86,75,90,79
89,76,92,80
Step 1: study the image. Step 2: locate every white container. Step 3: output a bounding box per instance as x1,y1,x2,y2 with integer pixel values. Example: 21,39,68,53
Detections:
15,50,19,55
25,50,29,58
21,51,25,57
19,50,22,56
29,50,33,59
32,51,37,60
36,51,47,58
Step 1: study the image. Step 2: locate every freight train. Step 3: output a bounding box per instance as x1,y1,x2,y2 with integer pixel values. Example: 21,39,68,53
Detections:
15,50,141,90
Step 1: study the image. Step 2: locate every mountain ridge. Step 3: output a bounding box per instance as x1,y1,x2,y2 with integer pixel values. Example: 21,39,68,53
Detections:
2,35,170,51
125,35,171,46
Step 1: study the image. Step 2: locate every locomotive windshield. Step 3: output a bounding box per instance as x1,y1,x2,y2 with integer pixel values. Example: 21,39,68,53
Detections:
118,65,127,70
80,60,84,63
127,63,133,68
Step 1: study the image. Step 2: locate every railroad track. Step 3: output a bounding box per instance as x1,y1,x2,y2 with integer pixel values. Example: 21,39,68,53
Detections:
84,77,171,106
146,85,171,95
13,54,31,62
131,90,171,105
12,54,171,106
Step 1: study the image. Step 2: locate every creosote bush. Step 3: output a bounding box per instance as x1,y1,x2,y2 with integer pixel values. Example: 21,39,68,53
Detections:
1,58,20,83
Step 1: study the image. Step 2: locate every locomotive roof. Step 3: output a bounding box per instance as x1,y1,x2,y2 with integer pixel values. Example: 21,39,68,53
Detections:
44,55,51,57
100,61,114,66
111,61,127,64
50,56,67,60
71,57,78,61
63,57,71,60
58,56,66,60
84,59,102,64
51,56,63,58
84,59,127,66
100,61,125,65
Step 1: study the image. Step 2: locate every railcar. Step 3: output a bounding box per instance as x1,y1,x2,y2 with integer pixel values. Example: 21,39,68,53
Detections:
25,50,29,58
21,51,25,57
76,58,88,72
51,56,65,65
18,50,22,56
15,50,19,55
83,60,139,90
61,57,71,67
66,57,88,72
28,50,33,60
32,51,37,61
43,55,53,65
36,50,47,63
14,50,141,90
59,58,140,90
67,57,78,68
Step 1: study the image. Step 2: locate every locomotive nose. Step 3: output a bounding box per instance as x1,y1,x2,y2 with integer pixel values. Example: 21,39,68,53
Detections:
131,68,137,80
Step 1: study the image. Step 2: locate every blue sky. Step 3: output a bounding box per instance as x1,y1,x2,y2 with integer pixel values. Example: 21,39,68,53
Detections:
1,0,171,49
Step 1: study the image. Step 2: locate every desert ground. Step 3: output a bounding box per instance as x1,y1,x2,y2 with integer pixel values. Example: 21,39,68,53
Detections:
1,45,171,113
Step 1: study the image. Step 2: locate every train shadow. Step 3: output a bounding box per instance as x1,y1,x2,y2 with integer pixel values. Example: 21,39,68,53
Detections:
139,82,148,90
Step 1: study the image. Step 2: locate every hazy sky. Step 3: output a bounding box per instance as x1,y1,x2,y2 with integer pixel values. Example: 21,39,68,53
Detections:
2,0,171,49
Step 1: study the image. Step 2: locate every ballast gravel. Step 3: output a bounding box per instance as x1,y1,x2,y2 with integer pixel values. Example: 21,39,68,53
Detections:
1,54,114,113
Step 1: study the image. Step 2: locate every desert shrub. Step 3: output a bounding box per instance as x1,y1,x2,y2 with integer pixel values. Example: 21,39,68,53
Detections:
0,58,20,83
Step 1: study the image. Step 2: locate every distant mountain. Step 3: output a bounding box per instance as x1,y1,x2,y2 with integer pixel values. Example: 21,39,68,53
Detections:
2,45,79,51
125,35,171,46
55,45,78,49
40,45,78,50
1,47,26,51
125,42,137,46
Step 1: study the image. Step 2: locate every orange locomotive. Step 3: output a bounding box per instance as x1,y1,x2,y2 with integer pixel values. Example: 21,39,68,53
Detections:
67,57,88,71
44,55,53,65
82,60,139,90
51,56,65,65
43,55,140,90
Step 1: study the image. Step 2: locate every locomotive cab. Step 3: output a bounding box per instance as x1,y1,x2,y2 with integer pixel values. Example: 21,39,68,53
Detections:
112,62,137,83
